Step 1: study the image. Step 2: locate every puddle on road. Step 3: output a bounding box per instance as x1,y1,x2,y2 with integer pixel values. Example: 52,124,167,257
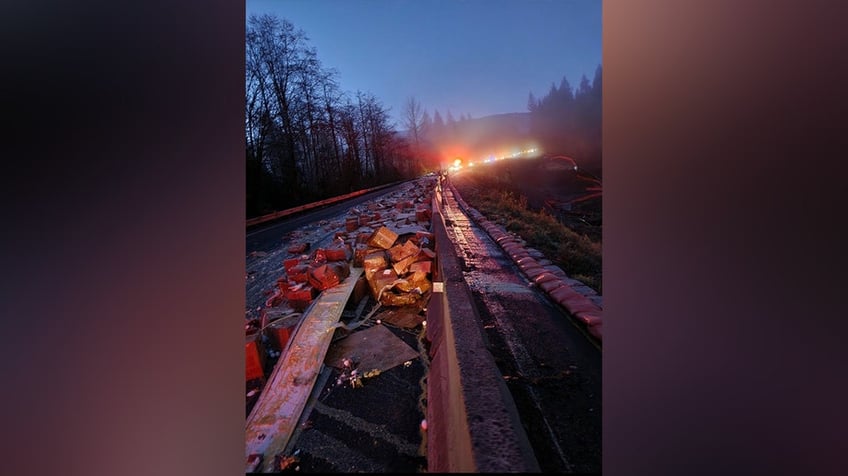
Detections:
470,281,534,295
440,187,548,380
441,189,532,294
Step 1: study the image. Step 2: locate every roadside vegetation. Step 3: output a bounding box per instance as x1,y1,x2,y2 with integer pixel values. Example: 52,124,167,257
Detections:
452,170,602,294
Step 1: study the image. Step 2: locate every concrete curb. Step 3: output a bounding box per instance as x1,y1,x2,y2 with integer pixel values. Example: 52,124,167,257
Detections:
446,180,604,342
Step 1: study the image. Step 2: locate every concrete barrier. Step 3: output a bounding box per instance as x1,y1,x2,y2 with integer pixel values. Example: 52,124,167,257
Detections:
425,178,540,473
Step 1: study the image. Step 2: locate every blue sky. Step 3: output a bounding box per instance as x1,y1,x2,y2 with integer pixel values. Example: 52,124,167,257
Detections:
246,0,601,127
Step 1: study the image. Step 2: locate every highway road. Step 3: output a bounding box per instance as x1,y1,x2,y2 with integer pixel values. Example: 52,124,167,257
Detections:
244,176,601,472
246,182,412,255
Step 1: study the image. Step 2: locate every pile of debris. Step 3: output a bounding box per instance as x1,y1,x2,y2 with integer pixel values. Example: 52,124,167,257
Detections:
267,226,436,316
245,179,438,393
267,188,436,315
245,240,356,402
357,225,435,306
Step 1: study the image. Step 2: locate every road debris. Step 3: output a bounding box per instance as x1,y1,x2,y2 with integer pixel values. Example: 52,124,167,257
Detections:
324,324,419,376
276,453,299,471
246,454,262,473
246,178,437,470
246,320,266,382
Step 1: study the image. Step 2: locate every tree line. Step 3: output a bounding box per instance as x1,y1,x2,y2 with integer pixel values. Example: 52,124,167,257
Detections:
527,65,602,175
401,97,519,170
246,12,602,217
246,14,419,218
401,98,467,170
403,64,602,174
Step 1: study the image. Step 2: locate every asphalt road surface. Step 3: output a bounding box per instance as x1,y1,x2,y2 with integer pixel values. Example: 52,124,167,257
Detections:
246,181,412,255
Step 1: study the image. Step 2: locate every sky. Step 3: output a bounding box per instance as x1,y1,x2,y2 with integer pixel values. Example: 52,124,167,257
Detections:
245,0,601,128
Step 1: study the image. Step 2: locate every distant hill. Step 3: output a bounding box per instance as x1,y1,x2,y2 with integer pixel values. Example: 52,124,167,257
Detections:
398,112,530,137
460,112,531,133
398,112,534,161
452,112,534,158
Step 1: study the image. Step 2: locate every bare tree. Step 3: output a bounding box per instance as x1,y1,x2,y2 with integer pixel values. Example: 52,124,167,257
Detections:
402,96,425,174
319,69,343,180
402,97,424,146
245,13,420,214
335,95,363,191
245,14,310,196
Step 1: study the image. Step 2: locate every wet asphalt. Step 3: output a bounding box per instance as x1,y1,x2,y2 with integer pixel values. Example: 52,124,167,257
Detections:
279,308,429,473
246,182,411,255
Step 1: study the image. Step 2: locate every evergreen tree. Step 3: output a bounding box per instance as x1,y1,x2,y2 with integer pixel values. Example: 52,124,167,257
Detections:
577,74,592,97
526,65,602,174
528,91,539,112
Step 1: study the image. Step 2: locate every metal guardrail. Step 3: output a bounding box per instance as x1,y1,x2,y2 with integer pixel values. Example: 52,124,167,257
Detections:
245,268,364,472
246,181,403,229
